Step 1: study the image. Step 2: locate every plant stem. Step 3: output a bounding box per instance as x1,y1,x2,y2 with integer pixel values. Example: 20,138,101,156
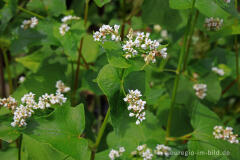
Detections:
2,49,13,94
165,0,196,144
72,0,89,105
182,10,199,72
91,108,111,160
0,53,6,98
72,39,84,105
166,132,193,141
235,0,239,87
17,6,44,19
18,134,23,160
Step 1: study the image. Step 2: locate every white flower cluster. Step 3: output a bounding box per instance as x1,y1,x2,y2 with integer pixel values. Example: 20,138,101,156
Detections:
123,29,167,63
193,84,207,99
213,126,239,144
108,147,125,160
93,24,121,42
212,67,224,76
123,89,146,125
204,17,223,31
0,96,18,111
131,144,153,160
1,81,70,127
59,15,80,36
20,17,38,29
154,144,171,157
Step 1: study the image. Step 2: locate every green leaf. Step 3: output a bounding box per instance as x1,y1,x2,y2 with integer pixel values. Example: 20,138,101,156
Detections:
142,0,182,31
102,41,130,68
82,34,99,63
27,0,66,17
123,70,146,94
0,0,18,33
15,46,52,73
24,103,90,160
196,0,230,19
0,119,20,143
169,0,192,9
10,29,45,55
21,134,72,160
188,102,240,160
94,0,111,7
205,73,222,103
0,148,18,160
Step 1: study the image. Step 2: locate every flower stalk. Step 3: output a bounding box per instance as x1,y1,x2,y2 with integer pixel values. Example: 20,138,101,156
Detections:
165,0,196,144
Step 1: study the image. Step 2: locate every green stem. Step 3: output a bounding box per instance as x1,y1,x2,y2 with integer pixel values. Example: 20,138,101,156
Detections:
91,108,111,159
17,6,44,19
165,0,196,144
235,0,239,87
18,134,22,160
72,0,89,105
182,10,199,72
166,132,193,141
2,49,13,94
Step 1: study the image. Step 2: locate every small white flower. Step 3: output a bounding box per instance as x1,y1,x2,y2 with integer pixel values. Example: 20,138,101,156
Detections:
20,17,38,29
30,17,38,28
108,147,125,160
93,24,120,42
19,76,25,84
161,30,168,38
0,96,18,111
212,67,224,76
205,17,223,31
193,84,207,99
124,89,146,125
224,0,231,3
59,24,70,36
61,15,80,23
154,144,171,157
153,24,162,32
213,125,239,144
56,80,71,93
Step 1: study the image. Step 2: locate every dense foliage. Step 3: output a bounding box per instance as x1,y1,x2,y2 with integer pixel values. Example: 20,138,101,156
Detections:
0,0,240,159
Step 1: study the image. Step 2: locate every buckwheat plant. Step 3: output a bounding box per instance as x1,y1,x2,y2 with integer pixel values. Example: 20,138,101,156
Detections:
204,17,223,31
154,144,171,157
123,89,146,125
212,67,225,76
20,17,38,29
93,24,121,42
213,126,239,144
59,15,80,36
123,28,167,63
193,84,207,99
131,144,153,160
108,147,125,160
